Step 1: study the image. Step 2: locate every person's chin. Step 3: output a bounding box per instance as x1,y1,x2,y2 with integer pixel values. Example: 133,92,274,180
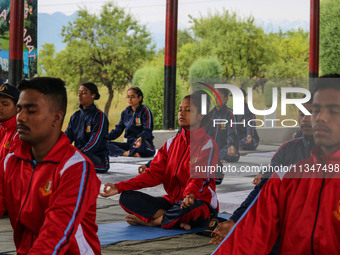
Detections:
18,133,31,142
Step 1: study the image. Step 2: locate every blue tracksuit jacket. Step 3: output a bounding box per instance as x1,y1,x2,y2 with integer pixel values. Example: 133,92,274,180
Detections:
230,135,315,223
205,104,239,162
235,103,259,144
107,104,154,146
65,104,109,172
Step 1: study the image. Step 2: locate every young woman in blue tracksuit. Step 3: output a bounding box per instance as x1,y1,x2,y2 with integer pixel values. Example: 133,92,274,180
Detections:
65,82,109,173
235,88,260,150
205,88,240,162
107,87,155,157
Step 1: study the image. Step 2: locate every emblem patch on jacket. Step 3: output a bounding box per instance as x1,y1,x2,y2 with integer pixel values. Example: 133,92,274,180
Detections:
3,141,10,150
190,157,198,164
221,123,227,130
0,84,8,91
39,180,52,196
333,200,340,221
86,125,91,133
136,118,141,126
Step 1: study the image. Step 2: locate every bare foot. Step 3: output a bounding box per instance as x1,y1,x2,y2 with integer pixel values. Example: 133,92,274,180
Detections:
125,214,147,226
180,222,191,230
132,152,141,157
125,214,160,227
122,151,129,156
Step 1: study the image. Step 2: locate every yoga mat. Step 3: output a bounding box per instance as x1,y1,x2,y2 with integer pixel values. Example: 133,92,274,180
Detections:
98,222,205,245
97,214,231,246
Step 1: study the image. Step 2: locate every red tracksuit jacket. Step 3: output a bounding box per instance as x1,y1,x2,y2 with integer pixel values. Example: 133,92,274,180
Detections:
213,147,340,255
116,126,220,210
0,133,101,255
0,116,20,158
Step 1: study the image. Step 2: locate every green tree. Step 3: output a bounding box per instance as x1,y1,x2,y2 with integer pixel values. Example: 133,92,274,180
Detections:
266,29,309,78
38,43,60,77
133,59,187,130
188,10,273,78
320,0,340,74
51,2,155,116
189,57,223,80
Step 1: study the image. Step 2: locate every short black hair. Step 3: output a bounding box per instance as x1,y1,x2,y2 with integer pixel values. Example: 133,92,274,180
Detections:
82,82,100,100
314,73,340,93
192,90,211,110
128,87,143,104
182,94,207,127
216,88,230,98
18,77,67,116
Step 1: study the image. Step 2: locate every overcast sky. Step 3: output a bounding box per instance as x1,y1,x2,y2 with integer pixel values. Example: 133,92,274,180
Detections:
38,0,310,28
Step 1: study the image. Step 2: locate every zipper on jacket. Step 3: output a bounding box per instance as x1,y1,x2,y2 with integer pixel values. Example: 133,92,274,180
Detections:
311,156,325,255
173,131,189,204
18,160,37,223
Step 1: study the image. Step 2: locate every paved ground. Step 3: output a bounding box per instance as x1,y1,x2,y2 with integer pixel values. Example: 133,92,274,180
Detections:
0,144,279,254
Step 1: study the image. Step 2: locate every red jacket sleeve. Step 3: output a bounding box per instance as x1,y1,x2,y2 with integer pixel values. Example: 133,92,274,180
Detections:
115,144,168,193
0,159,6,218
28,160,100,254
213,176,281,255
183,138,219,200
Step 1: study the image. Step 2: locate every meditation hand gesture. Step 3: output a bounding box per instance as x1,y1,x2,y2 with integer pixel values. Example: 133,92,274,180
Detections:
181,194,195,209
100,183,118,197
210,219,235,245
133,137,142,149
245,134,252,144
228,145,236,156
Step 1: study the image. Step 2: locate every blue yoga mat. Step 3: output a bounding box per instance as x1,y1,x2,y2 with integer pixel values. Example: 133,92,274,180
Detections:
98,214,230,246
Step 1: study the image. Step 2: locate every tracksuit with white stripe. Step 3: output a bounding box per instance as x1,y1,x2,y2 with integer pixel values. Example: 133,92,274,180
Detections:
107,104,155,157
213,146,340,254
0,133,101,254
230,135,314,224
115,127,219,228
65,104,109,173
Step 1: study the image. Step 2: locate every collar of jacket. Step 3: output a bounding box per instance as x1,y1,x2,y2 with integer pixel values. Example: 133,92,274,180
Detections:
14,132,70,163
0,115,17,130
213,104,230,112
303,135,315,151
180,126,206,144
127,104,143,113
79,103,96,112
311,146,340,166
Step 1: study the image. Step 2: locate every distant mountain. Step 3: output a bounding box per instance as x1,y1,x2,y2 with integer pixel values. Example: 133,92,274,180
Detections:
37,12,309,53
256,18,309,33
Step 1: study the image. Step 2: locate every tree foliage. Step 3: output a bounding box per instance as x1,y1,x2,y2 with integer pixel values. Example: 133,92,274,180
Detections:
320,0,340,74
39,2,154,116
265,29,309,78
189,57,223,80
133,56,187,129
188,10,273,78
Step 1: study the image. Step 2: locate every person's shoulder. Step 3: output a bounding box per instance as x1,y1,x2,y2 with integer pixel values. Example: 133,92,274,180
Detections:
277,137,304,152
222,105,234,116
70,109,81,119
141,105,151,111
59,144,95,172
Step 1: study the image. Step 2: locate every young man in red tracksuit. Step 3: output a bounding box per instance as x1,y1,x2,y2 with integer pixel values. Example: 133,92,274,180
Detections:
213,74,340,254
0,77,101,254
0,83,20,158
101,95,220,230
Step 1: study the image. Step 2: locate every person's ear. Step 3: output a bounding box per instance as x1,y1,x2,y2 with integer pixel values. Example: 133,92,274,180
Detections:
53,111,64,127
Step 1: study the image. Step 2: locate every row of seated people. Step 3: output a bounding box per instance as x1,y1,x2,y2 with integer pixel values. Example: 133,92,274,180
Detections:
1,76,339,254
64,82,259,174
